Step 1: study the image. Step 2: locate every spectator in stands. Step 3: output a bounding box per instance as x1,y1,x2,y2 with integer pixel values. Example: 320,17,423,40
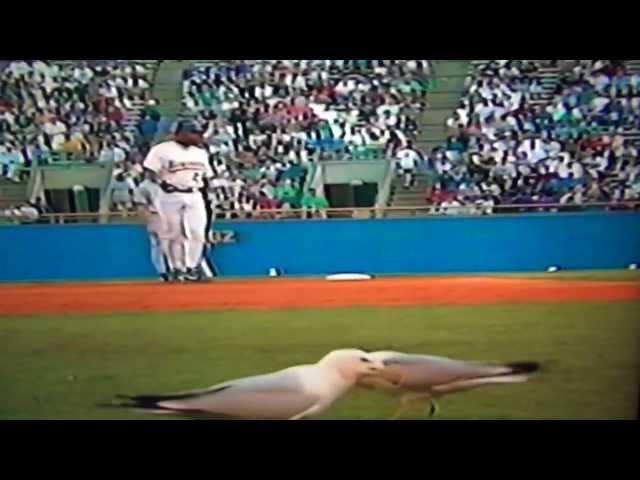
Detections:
1,201,40,223
137,111,158,144
395,140,424,189
433,59,640,213
0,144,24,181
301,188,329,218
179,60,431,213
110,170,136,212
274,178,301,208
0,60,158,173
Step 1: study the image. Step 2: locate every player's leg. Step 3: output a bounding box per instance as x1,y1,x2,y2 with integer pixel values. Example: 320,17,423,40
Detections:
183,194,208,278
200,189,216,278
200,256,214,278
147,209,171,280
160,238,174,274
170,214,188,281
148,231,169,281
158,193,188,281
198,234,216,279
149,213,173,277
170,238,188,281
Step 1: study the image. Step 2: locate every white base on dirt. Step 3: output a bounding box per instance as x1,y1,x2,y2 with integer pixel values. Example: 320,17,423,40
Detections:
326,273,373,281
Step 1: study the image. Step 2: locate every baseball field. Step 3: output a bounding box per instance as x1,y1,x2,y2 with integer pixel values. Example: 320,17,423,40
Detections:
1,270,639,420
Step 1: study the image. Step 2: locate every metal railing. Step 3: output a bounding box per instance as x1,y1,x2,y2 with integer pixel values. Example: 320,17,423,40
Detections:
2,202,639,225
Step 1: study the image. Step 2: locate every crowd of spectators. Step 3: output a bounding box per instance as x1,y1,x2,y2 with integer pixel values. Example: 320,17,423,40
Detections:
6,59,640,219
0,60,159,186
178,60,433,218
426,60,640,214
1,60,434,218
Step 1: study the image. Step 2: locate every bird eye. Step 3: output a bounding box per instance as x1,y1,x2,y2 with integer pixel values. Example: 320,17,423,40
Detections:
360,357,371,363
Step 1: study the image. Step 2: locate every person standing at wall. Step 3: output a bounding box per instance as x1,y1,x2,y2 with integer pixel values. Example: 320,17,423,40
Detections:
110,170,136,213
133,170,170,282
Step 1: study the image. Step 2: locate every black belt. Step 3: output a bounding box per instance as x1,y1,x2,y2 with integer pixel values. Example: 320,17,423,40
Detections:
161,182,198,194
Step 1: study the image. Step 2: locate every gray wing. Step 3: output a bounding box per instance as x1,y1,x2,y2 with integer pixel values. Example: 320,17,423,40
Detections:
123,368,322,419
361,354,513,392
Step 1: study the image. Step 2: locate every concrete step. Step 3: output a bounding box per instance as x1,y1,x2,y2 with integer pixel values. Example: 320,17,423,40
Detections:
391,185,429,194
391,198,428,207
383,210,411,218
392,191,428,200
418,124,448,136
427,92,462,104
0,181,28,206
423,108,453,125
155,60,196,119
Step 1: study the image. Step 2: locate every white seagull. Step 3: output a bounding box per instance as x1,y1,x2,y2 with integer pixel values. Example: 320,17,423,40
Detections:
112,349,385,420
358,351,540,419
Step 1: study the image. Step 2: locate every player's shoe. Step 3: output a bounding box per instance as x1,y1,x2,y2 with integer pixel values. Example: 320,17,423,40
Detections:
184,268,198,282
171,270,186,283
159,273,171,283
184,267,212,283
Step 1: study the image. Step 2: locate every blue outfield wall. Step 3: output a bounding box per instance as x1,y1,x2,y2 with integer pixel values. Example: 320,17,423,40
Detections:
0,212,639,282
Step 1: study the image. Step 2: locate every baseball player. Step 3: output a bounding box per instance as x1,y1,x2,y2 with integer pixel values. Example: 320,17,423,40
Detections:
133,170,170,282
142,120,214,282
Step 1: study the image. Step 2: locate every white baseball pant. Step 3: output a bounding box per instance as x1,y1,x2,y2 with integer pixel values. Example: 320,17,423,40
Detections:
148,231,168,275
145,211,168,275
157,191,207,273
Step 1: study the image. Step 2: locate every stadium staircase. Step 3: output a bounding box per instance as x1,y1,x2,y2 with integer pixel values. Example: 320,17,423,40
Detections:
386,60,470,216
150,60,190,120
0,178,29,209
385,60,564,217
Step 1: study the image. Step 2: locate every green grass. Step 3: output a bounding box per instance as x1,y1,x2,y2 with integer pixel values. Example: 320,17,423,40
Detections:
1,301,638,420
379,269,640,282
491,269,640,282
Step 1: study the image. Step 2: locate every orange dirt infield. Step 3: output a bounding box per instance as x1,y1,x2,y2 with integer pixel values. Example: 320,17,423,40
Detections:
1,276,639,316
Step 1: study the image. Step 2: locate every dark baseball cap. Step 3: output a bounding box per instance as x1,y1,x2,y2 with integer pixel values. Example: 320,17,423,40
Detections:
174,119,204,135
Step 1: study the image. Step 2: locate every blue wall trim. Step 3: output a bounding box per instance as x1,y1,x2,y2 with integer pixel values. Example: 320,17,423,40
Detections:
1,213,639,282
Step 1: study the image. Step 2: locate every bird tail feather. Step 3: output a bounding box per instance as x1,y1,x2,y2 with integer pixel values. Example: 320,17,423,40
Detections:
432,374,531,393
99,385,232,414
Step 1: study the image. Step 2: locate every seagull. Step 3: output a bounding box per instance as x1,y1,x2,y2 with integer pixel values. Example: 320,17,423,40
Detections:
358,351,540,419
110,349,385,420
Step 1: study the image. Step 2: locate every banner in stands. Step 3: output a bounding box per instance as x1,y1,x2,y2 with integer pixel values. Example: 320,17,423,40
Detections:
0,212,639,282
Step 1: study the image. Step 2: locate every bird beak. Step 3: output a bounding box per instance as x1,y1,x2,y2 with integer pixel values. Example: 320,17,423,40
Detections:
370,360,386,372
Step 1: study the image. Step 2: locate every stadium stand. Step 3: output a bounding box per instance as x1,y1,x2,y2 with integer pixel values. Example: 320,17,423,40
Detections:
3,60,640,222
177,60,434,218
387,61,468,215
0,60,162,215
422,60,640,214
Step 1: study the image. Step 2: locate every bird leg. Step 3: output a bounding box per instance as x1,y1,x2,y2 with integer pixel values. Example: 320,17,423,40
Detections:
427,398,439,418
389,393,438,420
389,398,412,420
